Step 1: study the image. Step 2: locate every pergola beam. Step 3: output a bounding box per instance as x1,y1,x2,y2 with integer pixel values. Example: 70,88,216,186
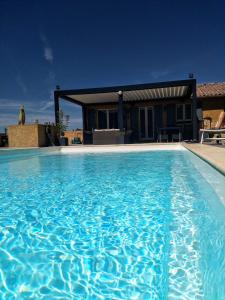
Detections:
56,79,195,97
60,95,84,107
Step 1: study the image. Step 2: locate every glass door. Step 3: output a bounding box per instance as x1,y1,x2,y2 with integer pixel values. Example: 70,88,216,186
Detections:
139,107,154,140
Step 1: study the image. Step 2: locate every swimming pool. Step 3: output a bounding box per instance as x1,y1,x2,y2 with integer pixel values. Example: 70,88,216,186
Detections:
0,147,225,299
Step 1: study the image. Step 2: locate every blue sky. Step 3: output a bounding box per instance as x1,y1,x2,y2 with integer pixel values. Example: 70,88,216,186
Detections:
0,0,225,131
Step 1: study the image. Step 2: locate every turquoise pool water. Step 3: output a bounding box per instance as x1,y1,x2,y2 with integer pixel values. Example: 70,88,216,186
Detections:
0,149,225,299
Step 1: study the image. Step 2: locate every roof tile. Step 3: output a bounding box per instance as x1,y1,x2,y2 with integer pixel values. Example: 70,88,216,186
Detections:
197,82,225,97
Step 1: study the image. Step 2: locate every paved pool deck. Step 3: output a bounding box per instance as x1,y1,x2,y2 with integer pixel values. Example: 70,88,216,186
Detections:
183,143,225,175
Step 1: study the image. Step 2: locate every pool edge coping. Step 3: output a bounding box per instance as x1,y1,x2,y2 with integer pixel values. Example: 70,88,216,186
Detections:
182,143,225,176
59,143,185,153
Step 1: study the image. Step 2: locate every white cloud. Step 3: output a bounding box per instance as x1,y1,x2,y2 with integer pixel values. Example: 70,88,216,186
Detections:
0,98,55,130
40,33,47,44
40,33,54,64
44,47,53,63
0,96,83,131
47,71,56,84
150,70,170,80
0,98,50,114
0,99,22,109
40,100,54,111
16,75,27,94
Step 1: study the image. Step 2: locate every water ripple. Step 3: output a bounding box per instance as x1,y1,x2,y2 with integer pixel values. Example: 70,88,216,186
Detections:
0,151,225,298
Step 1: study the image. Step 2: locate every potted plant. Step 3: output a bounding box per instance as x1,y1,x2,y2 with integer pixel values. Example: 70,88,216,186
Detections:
56,109,70,146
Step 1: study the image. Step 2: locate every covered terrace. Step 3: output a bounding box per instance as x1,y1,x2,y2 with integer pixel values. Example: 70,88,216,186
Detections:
54,79,198,144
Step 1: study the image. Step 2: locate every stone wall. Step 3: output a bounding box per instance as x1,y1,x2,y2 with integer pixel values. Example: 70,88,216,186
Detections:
8,124,49,147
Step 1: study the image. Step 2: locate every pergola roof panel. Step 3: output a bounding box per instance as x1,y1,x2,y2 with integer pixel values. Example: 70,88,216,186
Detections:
123,86,189,102
57,79,195,105
68,92,119,104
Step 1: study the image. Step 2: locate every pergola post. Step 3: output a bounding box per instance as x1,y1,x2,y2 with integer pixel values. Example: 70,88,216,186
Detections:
54,91,60,126
192,80,198,141
82,105,86,131
82,105,87,144
118,91,123,130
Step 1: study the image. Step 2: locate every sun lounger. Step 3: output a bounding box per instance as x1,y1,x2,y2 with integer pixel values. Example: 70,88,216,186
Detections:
200,128,225,144
200,111,225,144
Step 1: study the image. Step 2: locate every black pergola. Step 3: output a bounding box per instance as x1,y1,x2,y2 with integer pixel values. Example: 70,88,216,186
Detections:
54,79,198,140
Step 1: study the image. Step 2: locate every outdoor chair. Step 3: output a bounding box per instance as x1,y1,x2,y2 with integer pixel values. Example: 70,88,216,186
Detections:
72,137,81,144
158,134,168,142
172,133,181,142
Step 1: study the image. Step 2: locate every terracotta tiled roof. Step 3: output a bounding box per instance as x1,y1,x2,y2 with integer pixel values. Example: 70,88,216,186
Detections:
197,82,225,98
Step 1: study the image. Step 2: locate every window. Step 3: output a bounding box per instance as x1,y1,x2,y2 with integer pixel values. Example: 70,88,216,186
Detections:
98,110,107,129
176,104,183,121
97,109,118,129
176,103,192,121
185,104,192,120
139,107,154,139
109,110,118,129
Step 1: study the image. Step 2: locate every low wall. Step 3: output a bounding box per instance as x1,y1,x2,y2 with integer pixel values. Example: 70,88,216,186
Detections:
8,124,49,147
63,130,83,145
